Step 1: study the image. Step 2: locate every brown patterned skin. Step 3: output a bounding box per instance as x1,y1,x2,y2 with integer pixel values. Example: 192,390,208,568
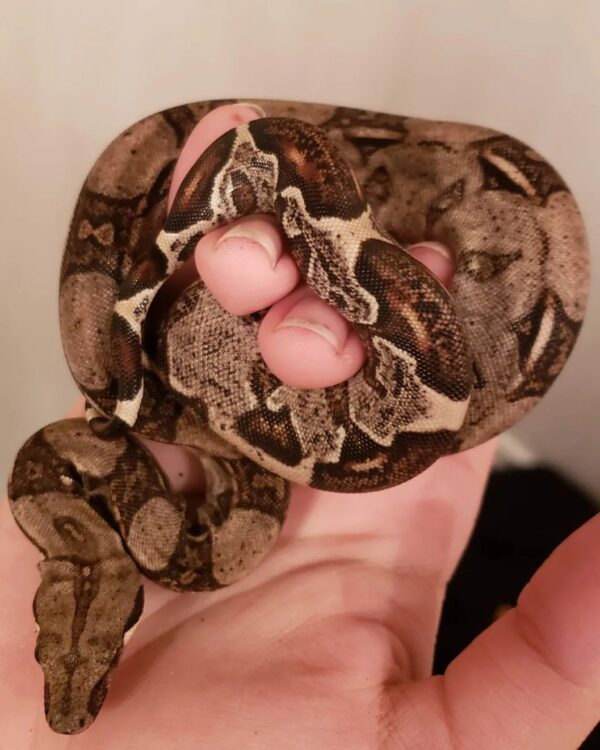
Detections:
7,99,589,733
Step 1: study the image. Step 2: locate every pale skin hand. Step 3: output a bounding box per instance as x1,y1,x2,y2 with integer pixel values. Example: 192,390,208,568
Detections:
1,105,598,749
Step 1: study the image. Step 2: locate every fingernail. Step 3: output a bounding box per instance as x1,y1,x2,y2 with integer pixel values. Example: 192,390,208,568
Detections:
275,318,341,351
408,241,453,259
216,226,280,267
273,290,348,353
407,241,454,286
235,101,266,118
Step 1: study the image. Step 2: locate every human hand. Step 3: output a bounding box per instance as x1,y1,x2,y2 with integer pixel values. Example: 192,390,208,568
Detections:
1,104,598,749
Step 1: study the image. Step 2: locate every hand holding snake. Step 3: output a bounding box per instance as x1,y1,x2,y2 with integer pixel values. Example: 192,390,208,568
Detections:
6,101,593,739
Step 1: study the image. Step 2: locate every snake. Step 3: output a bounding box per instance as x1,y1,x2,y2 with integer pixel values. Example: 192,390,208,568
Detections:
7,99,589,734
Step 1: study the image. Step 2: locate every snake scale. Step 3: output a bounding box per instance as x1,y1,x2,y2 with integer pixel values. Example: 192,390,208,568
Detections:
7,99,589,734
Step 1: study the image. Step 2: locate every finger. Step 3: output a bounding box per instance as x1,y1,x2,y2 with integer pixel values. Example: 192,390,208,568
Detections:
169,103,366,388
385,513,600,749
70,107,467,568
152,104,282,317
63,106,470,572
167,102,267,206
147,104,457,485
257,240,454,387
409,241,454,287
168,104,300,314
195,214,300,315
257,283,366,387
168,104,456,392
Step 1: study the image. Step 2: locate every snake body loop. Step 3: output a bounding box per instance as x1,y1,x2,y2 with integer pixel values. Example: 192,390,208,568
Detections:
8,100,588,733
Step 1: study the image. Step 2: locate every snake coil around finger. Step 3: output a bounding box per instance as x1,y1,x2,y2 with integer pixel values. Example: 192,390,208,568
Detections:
8,99,589,734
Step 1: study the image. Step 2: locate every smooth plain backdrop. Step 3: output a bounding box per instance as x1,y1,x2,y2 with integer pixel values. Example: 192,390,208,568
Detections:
1,0,598,493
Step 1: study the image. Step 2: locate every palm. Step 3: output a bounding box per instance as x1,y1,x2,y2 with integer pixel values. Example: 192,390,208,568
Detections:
2,443,493,747
4,438,600,748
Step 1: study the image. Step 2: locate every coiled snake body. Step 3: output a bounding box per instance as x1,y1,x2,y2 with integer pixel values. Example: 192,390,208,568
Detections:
7,99,589,733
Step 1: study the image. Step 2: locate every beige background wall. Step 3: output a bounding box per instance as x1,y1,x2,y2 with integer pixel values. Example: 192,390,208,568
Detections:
1,0,599,493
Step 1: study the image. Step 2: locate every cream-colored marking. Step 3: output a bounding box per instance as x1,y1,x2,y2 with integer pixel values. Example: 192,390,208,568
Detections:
482,150,536,197
349,337,470,445
398,303,432,347
113,386,144,427
346,456,387,472
156,222,214,268
279,186,390,261
264,386,347,475
78,219,115,245
63,522,85,543
525,297,555,369
123,620,139,646
214,422,319,487
278,185,390,324
343,126,406,142
507,297,557,396
114,287,159,329
85,402,104,421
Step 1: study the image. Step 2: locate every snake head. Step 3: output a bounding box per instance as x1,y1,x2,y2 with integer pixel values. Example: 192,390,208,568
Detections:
40,650,113,735
33,554,144,734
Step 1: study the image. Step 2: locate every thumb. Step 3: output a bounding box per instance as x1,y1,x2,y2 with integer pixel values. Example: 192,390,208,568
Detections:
387,513,600,749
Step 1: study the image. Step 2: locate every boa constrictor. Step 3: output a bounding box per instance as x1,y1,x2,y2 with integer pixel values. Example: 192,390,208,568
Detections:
7,99,589,734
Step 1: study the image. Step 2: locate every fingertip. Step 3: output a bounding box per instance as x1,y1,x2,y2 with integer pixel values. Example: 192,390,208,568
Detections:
167,104,456,395
137,437,206,496
66,398,86,418
258,286,366,388
407,242,455,288
168,103,264,208
195,216,300,315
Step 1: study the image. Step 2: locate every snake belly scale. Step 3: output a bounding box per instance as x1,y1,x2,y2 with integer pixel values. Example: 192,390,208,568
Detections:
7,99,588,733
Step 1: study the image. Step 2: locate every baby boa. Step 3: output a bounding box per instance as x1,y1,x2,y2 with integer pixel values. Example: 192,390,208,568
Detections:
8,99,589,733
